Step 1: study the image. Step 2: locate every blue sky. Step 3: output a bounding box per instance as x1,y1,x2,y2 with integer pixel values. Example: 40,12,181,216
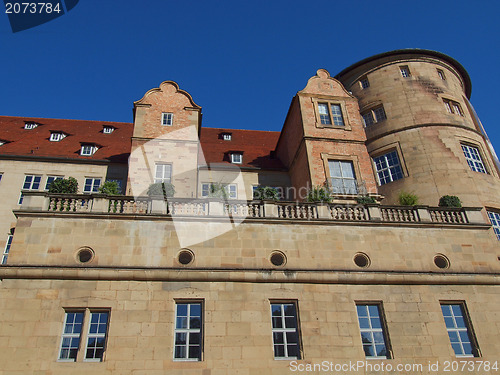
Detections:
1,1,499,151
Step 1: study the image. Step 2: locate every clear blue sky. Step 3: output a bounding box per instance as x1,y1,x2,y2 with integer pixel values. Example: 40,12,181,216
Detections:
1,1,499,152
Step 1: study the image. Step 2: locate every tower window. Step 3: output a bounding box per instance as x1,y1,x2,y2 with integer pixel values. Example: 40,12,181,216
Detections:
361,105,386,127
437,69,446,80
461,144,487,174
360,77,370,89
400,66,411,78
373,150,404,185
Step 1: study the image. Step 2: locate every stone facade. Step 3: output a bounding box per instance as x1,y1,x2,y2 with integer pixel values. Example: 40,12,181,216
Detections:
0,49,500,374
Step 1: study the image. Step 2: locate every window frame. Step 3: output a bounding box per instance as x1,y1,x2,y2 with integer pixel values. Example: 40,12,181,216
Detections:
80,144,97,156
231,153,243,164
103,126,114,134
84,311,110,362
440,302,480,358
313,99,350,130
222,133,232,141
201,183,237,199
487,210,500,240
24,122,38,130
162,112,174,126
154,163,172,184
461,143,488,174
270,301,302,360
58,309,110,363
50,132,65,142
19,174,42,204
400,65,411,78
355,302,392,359
2,234,13,265
328,159,358,195
443,98,464,116
361,105,386,127
173,301,203,362
372,150,404,185
45,175,64,191
83,178,102,194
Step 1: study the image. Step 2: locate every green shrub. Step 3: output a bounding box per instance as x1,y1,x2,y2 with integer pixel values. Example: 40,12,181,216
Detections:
147,182,175,198
306,186,332,203
438,195,462,208
398,191,419,206
253,186,280,201
98,181,121,195
48,177,78,194
206,182,229,199
355,195,376,205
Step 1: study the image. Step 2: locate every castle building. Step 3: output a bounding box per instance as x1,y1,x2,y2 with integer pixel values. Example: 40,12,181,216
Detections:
0,49,499,374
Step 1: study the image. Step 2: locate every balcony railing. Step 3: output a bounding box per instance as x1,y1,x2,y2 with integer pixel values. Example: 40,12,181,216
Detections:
17,192,486,226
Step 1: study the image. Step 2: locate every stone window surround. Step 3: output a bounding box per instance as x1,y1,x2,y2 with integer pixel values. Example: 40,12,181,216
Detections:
440,301,481,357
270,300,302,360
321,153,362,194
458,139,491,175
355,302,393,359
311,97,352,131
368,142,409,185
359,101,387,127
173,300,203,361
154,163,173,184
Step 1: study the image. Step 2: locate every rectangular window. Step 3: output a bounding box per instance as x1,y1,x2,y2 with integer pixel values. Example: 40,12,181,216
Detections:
356,303,391,359
318,103,331,125
270,302,301,359
360,77,370,89
330,104,345,126
174,302,202,361
85,312,109,362
437,69,446,80
81,145,97,156
487,211,500,240
231,153,242,164
329,160,358,195
162,112,173,126
461,144,487,174
83,178,101,193
361,105,386,126
443,99,463,116
19,174,42,204
400,65,411,78
222,133,232,141
154,164,172,183
2,234,13,265
59,310,110,362
373,150,404,185
441,303,479,357
201,183,237,199
45,176,64,191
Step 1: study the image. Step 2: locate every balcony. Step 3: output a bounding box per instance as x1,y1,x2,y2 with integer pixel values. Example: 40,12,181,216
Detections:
15,192,488,227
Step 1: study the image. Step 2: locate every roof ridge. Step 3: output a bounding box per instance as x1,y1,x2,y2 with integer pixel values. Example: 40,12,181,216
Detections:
0,115,132,125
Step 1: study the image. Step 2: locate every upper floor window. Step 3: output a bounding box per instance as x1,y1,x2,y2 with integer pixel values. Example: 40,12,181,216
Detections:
270,302,301,359
461,144,487,174
58,309,110,362
373,150,404,185
221,133,232,141
19,174,42,204
83,178,101,193
328,160,357,195
231,153,242,164
360,77,370,89
103,126,114,134
201,183,237,199
487,211,500,240
50,132,66,142
2,234,13,265
81,144,98,156
361,105,386,127
400,65,411,78
443,99,463,116
437,69,446,80
162,112,173,126
356,303,391,359
154,164,172,183
440,303,479,357
45,176,63,190
174,302,202,361
24,122,39,130
318,103,345,126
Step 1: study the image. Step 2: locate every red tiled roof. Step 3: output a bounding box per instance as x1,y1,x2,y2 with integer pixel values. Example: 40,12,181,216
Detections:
0,116,133,163
200,128,285,170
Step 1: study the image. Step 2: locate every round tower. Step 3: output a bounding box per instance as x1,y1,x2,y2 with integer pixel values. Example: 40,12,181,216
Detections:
336,49,500,212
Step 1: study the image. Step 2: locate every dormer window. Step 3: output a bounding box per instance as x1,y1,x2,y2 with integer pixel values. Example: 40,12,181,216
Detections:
162,112,173,126
81,144,98,156
103,126,114,134
0,140,6,146
50,132,66,142
223,133,232,141
24,122,39,130
231,153,242,164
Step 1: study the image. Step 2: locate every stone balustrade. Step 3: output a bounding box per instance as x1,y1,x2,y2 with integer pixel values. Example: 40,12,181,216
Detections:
17,192,487,225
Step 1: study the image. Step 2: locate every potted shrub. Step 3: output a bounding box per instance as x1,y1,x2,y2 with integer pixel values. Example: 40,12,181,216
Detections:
438,195,462,208
306,185,332,203
48,177,78,194
98,181,121,195
253,186,280,201
147,182,175,198
398,191,419,206
355,195,376,205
